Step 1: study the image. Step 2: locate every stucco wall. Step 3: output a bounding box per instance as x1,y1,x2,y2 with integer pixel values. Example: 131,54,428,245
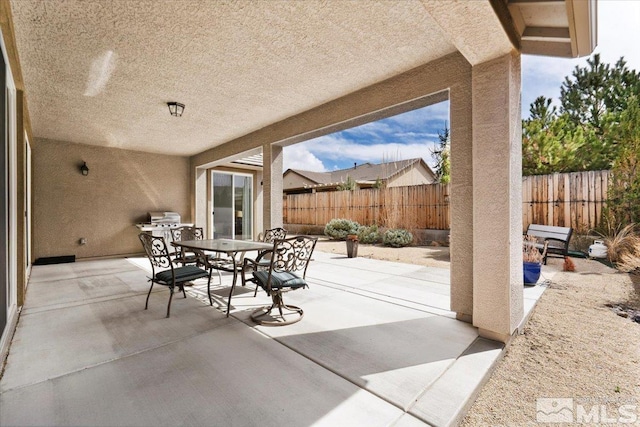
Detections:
32,138,190,260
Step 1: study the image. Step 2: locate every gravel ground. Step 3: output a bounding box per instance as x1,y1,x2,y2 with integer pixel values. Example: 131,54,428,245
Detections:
315,238,640,426
461,258,640,426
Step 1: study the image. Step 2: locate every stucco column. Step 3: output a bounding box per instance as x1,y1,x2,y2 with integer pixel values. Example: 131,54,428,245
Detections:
450,78,474,323
471,52,523,343
262,143,283,229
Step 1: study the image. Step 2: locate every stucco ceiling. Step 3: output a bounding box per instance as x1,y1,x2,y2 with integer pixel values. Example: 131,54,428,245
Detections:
11,0,584,158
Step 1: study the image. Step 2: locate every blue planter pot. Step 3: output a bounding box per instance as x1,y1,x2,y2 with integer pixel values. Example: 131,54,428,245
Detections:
523,262,541,286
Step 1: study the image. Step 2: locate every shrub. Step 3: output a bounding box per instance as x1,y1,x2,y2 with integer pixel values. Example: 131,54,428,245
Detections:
324,218,361,240
523,235,544,264
604,223,640,273
570,223,595,254
357,225,381,244
382,228,413,248
336,175,358,191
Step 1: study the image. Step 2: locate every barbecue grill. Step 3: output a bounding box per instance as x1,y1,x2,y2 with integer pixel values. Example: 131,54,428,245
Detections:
136,211,193,243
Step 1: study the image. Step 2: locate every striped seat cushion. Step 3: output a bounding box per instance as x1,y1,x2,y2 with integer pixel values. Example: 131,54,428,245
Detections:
253,270,307,290
155,265,208,285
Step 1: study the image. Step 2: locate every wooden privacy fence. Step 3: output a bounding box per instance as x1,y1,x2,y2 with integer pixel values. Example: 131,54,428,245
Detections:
284,184,451,230
284,170,611,231
522,170,610,232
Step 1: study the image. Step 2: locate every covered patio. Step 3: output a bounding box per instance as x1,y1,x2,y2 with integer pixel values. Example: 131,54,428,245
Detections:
0,2,596,425
0,251,547,426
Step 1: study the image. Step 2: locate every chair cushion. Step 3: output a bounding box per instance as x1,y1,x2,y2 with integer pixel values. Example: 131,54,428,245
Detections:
253,270,307,290
155,265,208,285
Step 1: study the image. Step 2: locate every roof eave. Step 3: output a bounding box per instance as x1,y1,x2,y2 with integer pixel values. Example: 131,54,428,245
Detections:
566,0,598,58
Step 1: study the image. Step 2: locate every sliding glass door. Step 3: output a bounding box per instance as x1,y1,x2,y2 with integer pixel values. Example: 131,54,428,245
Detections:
211,171,253,240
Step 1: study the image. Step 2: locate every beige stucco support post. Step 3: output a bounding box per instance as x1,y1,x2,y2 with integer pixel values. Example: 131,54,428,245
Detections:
450,80,474,323
471,52,523,343
262,143,283,229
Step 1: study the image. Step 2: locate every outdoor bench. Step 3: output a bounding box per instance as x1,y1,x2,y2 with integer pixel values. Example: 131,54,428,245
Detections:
525,224,573,265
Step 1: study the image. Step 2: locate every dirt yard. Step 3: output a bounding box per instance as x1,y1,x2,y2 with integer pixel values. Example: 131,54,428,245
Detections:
314,238,451,269
314,238,640,425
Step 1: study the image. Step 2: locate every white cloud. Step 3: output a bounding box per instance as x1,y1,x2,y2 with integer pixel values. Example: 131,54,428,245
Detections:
387,101,450,127
341,121,393,140
283,144,327,172
291,134,439,169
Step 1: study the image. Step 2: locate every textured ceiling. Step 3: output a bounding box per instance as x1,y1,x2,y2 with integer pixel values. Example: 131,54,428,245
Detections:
10,0,464,156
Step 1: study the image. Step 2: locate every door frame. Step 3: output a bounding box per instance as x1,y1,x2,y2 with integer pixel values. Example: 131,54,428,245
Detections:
209,169,254,240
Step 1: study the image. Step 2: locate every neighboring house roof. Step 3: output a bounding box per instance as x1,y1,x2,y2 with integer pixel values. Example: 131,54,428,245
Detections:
284,158,436,188
287,169,332,184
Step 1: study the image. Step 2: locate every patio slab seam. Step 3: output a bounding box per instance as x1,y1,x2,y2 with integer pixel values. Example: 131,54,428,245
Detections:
238,316,425,418
302,278,456,318
310,257,425,273
0,314,237,394
309,273,451,291
20,290,157,316
28,268,144,285
407,337,505,427
239,317,498,427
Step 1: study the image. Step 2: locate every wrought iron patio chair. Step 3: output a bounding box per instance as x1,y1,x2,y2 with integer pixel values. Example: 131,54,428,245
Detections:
139,233,211,318
245,235,317,326
241,227,287,295
170,226,204,266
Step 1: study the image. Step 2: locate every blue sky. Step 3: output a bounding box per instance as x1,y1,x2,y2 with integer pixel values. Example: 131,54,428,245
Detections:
284,0,640,172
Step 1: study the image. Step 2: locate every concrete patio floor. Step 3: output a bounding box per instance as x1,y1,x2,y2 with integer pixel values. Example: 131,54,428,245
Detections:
0,251,547,426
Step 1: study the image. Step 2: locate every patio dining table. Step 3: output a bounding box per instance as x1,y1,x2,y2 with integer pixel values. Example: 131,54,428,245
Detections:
172,238,273,316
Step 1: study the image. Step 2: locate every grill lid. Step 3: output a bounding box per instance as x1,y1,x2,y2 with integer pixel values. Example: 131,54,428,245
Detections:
148,211,181,224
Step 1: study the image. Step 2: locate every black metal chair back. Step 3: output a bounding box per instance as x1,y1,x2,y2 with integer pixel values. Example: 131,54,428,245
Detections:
241,227,288,294
268,235,316,280
139,232,172,269
170,226,204,265
139,233,210,317
261,227,287,243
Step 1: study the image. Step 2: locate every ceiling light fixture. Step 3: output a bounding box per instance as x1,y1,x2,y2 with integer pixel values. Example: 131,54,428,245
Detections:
167,102,185,117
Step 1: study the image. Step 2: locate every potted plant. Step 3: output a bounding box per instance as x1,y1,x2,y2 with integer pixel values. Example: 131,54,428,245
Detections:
346,234,359,258
523,235,545,286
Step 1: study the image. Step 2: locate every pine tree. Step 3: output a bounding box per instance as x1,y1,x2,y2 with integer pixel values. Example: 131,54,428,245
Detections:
522,55,640,176
431,124,450,184
561,54,640,134
604,95,640,227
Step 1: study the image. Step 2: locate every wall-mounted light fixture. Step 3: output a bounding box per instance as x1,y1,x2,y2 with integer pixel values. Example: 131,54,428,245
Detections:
167,102,185,117
80,161,89,176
